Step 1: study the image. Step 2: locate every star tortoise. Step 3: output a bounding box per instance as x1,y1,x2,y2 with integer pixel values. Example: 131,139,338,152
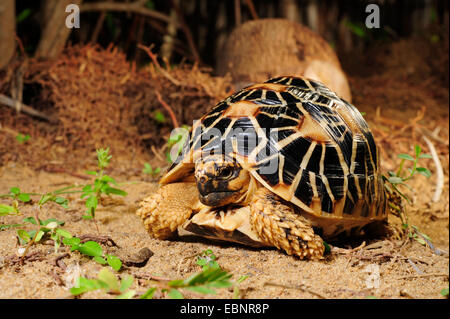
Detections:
136,76,388,260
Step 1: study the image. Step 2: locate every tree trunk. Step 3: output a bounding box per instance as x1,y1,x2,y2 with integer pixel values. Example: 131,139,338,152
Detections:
35,0,83,59
0,0,15,69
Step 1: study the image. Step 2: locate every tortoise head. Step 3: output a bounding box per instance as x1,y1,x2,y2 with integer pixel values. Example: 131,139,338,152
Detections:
194,154,251,207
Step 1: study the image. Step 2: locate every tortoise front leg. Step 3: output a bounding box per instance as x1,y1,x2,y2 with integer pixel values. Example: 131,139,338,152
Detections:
249,188,325,259
136,183,201,239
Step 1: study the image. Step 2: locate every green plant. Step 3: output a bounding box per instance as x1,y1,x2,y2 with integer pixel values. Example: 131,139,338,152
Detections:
155,266,234,298
384,145,432,203
17,217,71,253
440,288,449,298
63,237,122,271
15,133,30,143
70,268,134,298
0,187,33,217
153,110,166,123
196,249,219,270
71,249,247,299
383,145,433,245
142,163,161,177
81,148,127,220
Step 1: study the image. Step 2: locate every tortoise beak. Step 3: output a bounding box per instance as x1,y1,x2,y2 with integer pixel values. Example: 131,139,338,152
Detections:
197,177,235,207
198,190,236,207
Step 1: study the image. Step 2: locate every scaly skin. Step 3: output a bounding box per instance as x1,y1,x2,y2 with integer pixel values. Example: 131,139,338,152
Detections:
136,182,201,239
250,188,325,260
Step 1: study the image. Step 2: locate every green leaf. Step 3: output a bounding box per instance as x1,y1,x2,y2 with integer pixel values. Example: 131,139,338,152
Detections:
323,241,331,254
100,175,116,184
78,241,103,257
0,223,22,230
414,145,422,157
16,134,30,143
103,187,127,197
440,288,449,297
17,229,31,243
416,167,431,178
397,154,415,161
153,110,166,123
98,268,120,292
17,193,31,202
168,288,184,299
143,163,152,174
94,256,107,264
16,8,32,23
85,195,98,209
0,204,15,215
41,218,64,226
140,287,157,299
387,176,403,184
120,276,134,292
55,228,72,238
10,187,21,195
185,286,217,295
117,290,136,299
168,279,185,287
106,254,122,271
85,171,98,176
419,153,433,159
63,237,81,247
34,230,45,242
54,197,69,208
70,277,107,295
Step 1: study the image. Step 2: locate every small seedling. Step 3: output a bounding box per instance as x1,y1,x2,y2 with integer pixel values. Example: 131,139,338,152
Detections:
153,110,166,123
232,275,249,299
142,163,161,177
162,266,234,298
440,288,449,298
384,145,432,204
0,187,33,216
63,237,122,271
196,249,219,270
0,203,19,216
383,145,433,246
70,268,134,298
15,133,30,143
82,148,127,220
17,217,71,253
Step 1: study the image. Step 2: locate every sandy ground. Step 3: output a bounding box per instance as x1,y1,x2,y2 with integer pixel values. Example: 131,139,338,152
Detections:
0,159,448,299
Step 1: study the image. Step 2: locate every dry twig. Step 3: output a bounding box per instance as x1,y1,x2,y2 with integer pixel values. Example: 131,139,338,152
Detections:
422,136,444,203
0,93,57,123
137,44,180,86
264,282,327,299
155,90,179,128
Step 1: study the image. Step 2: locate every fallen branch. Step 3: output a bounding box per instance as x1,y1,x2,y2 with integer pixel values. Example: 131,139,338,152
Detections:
0,93,58,123
137,44,180,86
422,136,444,203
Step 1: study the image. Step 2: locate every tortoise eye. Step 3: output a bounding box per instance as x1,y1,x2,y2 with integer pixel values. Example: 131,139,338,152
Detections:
218,167,233,179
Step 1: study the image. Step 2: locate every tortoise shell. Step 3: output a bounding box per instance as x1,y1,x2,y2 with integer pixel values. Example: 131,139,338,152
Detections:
162,76,387,231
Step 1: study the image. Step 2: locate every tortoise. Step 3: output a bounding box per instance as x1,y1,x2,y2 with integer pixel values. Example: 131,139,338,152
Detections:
136,76,388,259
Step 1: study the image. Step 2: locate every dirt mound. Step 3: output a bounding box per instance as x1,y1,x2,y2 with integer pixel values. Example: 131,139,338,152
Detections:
0,45,233,170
